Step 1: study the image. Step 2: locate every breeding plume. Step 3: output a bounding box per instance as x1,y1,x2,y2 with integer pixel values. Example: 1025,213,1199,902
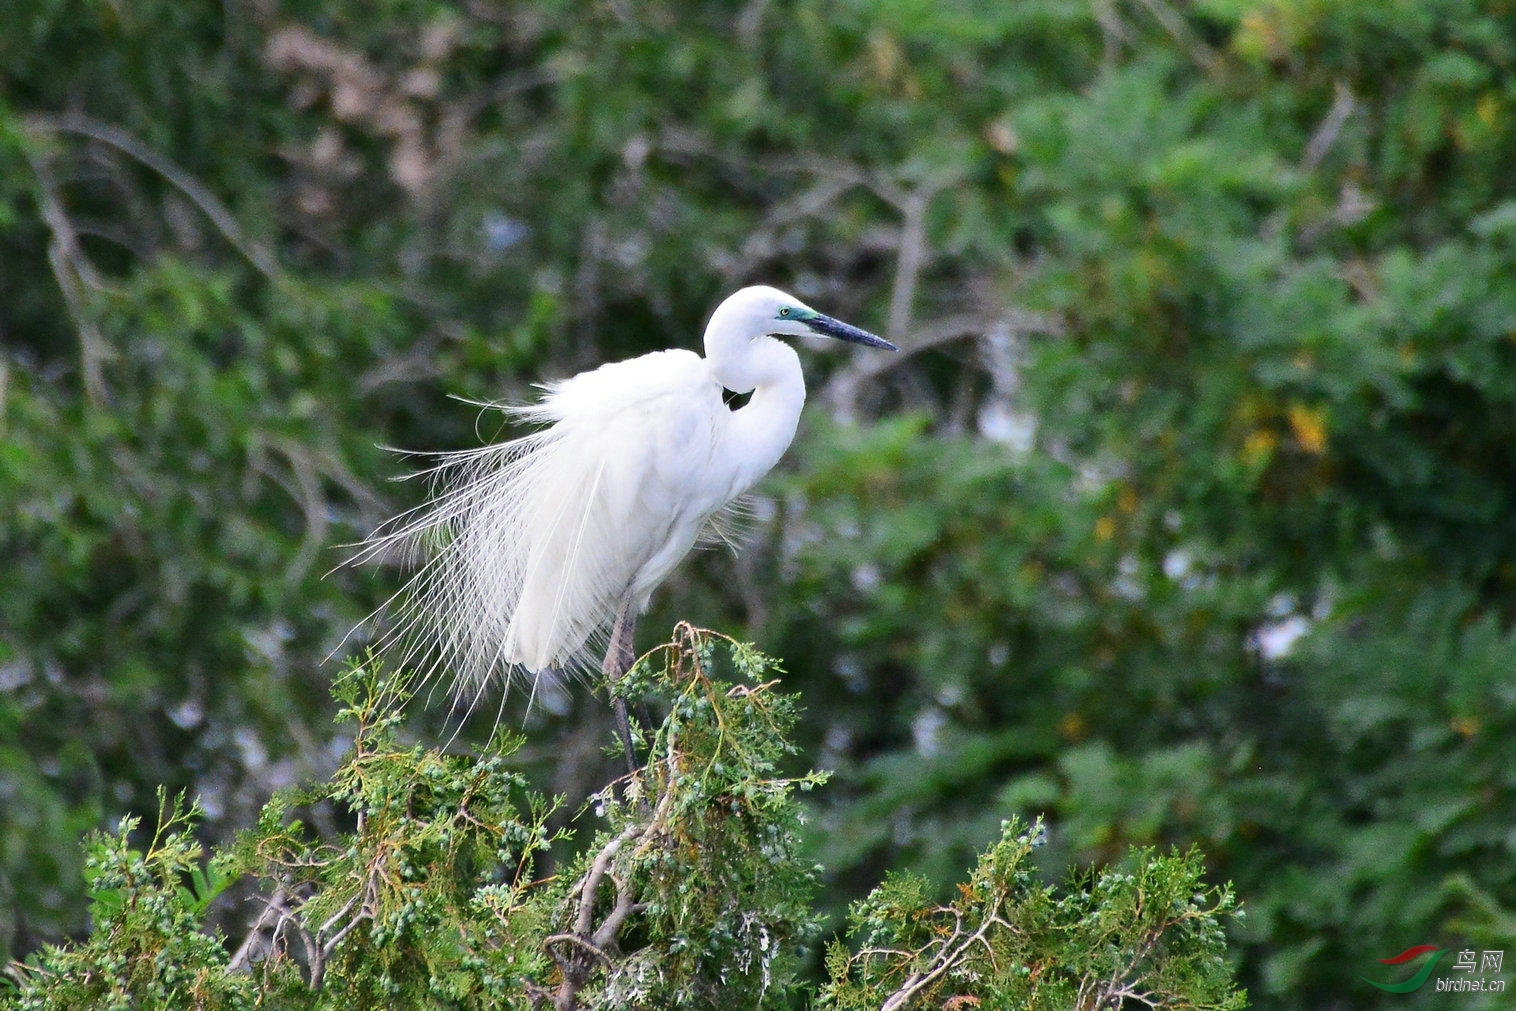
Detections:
358,286,895,722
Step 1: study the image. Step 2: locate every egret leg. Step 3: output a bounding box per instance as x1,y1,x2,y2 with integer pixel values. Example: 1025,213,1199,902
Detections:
602,602,639,774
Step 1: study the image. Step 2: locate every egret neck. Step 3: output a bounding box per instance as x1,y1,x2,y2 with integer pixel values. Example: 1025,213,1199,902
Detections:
706,328,806,493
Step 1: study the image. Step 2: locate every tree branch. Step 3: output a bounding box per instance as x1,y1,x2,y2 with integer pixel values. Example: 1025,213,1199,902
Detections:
1300,80,1357,172
21,140,112,404
25,112,278,278
1133,0,1223,75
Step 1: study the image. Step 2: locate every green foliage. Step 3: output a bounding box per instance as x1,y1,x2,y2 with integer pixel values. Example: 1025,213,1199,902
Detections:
6,794,254,1011
544,628,828,1008
820,819,1242,1011
236,659,563,1007
5,656,565,1011
4,631,1242,1010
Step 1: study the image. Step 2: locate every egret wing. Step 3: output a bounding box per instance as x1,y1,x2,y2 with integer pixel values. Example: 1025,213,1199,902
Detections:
357,349,728,696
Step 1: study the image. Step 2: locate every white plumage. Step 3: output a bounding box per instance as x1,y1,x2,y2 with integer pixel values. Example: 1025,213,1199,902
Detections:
355,285,894,703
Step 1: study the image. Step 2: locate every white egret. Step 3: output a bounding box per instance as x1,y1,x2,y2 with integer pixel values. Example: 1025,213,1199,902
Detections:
356,285,895,759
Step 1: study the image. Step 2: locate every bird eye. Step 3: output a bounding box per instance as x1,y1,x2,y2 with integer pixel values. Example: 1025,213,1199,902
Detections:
778,307,791,317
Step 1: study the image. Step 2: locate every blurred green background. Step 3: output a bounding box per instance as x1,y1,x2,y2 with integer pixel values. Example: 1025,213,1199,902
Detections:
3,1,1514,1006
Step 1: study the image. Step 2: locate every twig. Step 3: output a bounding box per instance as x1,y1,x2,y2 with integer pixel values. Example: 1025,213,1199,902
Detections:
878,897,1007,1011
316,892,362,940
248,438,328,584
315,907,365,973
823,176,945,422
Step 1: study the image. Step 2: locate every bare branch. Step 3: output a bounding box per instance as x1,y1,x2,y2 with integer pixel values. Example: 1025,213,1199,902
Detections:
229,887,289,972
589,873,645,950
886,187,931,344
1133,0,1223,75
21,141,113,404
574,825,635,937
544,932,614,969
45,239,111,405
290,910,325,991
248,438,329,585
823,307,1063,420
25,112,278,277
539,820,648,1011
1300,80,1357,172
1094,0,1131,70
877,904,1005,1011
717,174,860,284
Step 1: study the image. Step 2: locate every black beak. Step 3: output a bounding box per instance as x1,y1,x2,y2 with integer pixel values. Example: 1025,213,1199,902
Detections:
806,313,899,351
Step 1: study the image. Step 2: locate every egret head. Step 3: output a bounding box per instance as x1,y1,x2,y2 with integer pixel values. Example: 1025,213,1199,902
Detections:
711,285,898,352
703,285,897,394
